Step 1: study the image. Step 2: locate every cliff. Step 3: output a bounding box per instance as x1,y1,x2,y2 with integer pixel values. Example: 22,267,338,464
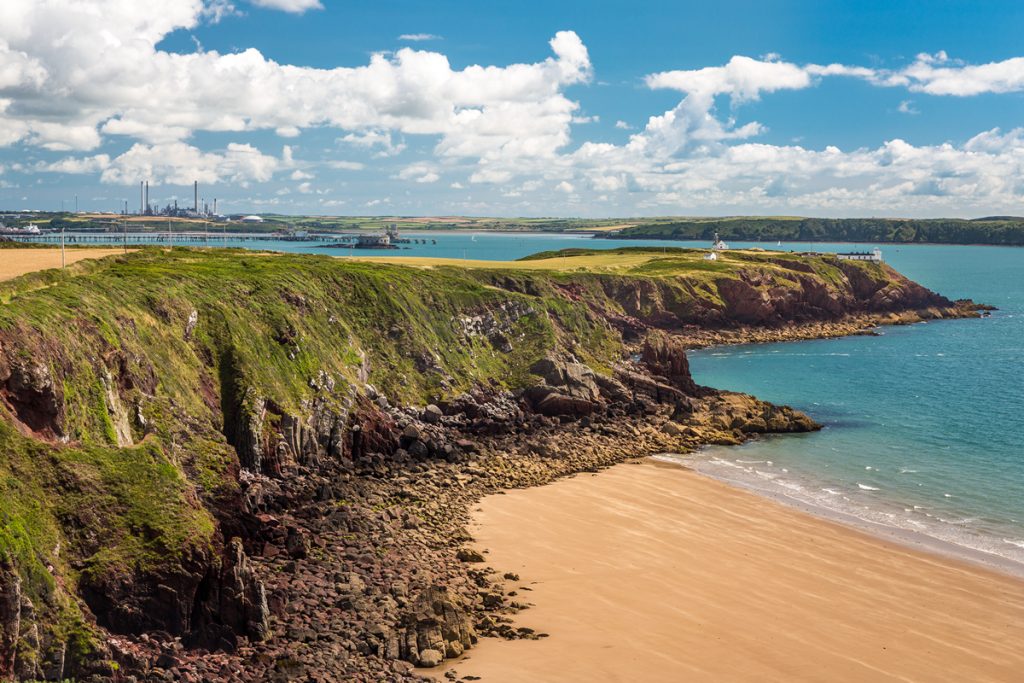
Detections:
0,247,978,681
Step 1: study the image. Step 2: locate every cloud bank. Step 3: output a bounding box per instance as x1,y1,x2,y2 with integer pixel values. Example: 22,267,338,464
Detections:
1,0,1022,214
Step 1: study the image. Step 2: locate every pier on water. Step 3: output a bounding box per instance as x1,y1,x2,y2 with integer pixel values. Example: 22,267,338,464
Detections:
9,231,336,246
7,230,439,249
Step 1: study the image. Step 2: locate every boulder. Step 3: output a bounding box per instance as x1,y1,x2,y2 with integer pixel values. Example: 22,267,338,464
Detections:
529,389,598,418
445,639,464,658
422,404,443,424
401,424,423,442
529,357,601,401
400,586,475,667
662,421,685,437
407,440,429,460
285,526,309,560
456,548,485,563
613,368,683,405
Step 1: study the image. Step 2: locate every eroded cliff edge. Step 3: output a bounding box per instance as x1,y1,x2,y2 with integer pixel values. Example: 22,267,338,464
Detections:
0,247,979,681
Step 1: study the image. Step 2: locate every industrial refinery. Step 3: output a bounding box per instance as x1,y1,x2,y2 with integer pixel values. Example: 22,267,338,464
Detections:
131,179,221,219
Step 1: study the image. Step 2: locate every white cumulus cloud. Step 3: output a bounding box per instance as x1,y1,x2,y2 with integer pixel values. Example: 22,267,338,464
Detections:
47,142,293,187
248,0,322,14
2,2,1024,214
398,34,442,42
0,1,591,185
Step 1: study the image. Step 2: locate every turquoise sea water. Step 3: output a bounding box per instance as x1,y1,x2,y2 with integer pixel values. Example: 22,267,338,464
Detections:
33,229,735,260
685,242,1024,567
35,231,1024,565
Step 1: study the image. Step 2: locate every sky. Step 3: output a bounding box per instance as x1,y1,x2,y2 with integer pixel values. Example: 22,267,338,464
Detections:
1,0,1023,218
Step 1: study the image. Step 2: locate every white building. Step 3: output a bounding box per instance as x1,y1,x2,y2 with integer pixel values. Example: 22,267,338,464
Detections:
704,251,718,261
240,215,264,223
712,232,729,250
837,247,883,262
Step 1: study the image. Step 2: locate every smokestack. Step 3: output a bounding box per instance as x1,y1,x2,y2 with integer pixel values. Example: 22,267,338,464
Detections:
140,181,144,215
145,181,149,214
213,198,217,215
194,180,198,213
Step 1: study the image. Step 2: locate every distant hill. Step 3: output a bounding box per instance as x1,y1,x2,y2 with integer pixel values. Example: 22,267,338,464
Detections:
970,216,1024,222
606,217,1024,246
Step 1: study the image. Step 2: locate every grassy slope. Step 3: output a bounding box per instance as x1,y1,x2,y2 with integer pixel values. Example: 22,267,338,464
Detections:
0,248,623,660
0,246,933,664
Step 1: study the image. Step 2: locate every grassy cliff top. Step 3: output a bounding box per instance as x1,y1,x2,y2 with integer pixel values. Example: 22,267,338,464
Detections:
356,245,843,273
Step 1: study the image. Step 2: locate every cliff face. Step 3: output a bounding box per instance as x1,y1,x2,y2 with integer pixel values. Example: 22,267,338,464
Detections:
470,248,968,335
0,248,976,680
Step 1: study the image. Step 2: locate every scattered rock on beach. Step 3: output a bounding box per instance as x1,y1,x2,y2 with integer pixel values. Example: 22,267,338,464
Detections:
457,549,486,563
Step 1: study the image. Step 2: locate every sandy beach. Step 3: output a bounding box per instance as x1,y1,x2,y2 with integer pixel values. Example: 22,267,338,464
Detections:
0,248,125,281
442,459,1024,682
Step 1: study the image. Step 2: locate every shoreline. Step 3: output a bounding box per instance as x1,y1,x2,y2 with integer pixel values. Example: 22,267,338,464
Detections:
440,458,1024,682
656,454,1024,580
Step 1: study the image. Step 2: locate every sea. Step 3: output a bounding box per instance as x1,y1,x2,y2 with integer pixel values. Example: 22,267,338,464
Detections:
34,230,1024,570
682,240,1024,573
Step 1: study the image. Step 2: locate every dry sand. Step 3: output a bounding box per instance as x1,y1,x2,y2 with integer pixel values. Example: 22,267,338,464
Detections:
0,248,125,281
442,459,1024,682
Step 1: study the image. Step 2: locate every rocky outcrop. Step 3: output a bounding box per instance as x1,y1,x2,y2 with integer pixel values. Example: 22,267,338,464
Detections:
640,334,702,396
187,538,271,651
0,352,64,438
523,356,604,417
399,586,476,667
223,377,355,478
0,560,20,680
457,300,535,353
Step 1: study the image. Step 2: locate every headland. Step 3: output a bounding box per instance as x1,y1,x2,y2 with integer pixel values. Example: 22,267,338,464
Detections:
0,245,984,681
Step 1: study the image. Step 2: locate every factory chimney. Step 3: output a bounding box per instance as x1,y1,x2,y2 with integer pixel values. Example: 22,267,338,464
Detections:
139,181,144,215
213,198,217,215
144,181,149,215
194,181,198,213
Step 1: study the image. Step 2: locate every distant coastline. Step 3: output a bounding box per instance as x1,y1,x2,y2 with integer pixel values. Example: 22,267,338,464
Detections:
4,211,1024,246
596,216,1024,247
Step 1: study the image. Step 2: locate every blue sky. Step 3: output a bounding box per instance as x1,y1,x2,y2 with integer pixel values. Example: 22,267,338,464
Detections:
1,0,1022,217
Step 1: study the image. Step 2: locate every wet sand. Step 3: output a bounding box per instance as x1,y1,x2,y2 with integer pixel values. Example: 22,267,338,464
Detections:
0,248,125,281
442,459,1024,682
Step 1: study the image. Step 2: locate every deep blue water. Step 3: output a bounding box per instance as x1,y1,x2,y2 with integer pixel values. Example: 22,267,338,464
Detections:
29,231,1024,563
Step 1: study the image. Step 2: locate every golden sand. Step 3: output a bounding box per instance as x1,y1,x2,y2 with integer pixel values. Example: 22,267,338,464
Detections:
441,460,1024,682
0,248,126,282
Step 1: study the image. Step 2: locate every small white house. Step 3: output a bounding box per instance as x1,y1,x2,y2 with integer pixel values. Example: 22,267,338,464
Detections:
712,231,729,250
837,247,883,262
704,251,718,261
